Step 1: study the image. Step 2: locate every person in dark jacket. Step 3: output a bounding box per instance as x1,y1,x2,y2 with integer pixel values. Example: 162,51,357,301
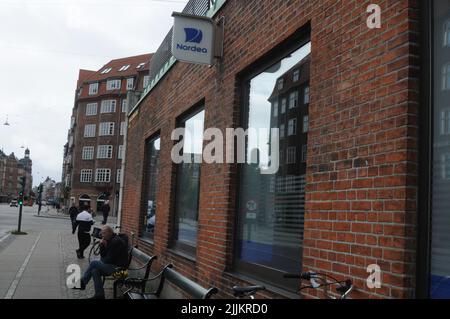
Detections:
100,200,111,225
72,205,94,259
68,202,78,227
73,225,128,299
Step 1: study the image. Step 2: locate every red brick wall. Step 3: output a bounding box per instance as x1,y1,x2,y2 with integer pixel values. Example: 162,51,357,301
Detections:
122,0,421,299
69,97,126,213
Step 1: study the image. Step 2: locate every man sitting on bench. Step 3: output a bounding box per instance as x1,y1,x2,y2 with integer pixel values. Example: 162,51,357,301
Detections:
73,225,129,299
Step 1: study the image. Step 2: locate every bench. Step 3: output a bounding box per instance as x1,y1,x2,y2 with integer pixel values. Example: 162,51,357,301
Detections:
124,264,218,299
104,247,157,298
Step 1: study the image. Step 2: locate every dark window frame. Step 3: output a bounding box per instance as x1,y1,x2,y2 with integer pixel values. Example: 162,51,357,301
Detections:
140,133,161,241
233,23,311,292
416,0,433,298
170,102,205,258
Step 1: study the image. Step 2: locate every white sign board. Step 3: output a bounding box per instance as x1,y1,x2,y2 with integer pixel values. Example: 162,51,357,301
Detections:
172,12,215,65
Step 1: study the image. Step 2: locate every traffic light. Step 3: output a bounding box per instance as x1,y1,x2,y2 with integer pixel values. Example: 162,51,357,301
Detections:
18,177,26,206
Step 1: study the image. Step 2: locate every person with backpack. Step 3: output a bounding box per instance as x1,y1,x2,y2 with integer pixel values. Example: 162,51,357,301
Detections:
72,205,94,259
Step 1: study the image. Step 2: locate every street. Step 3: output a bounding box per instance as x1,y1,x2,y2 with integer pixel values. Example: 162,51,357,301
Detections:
0,204,117,299
0,204,68,239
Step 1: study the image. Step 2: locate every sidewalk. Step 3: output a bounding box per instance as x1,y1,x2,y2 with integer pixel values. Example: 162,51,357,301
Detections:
0,231,67,299
0,229,117,299
34,207,118,225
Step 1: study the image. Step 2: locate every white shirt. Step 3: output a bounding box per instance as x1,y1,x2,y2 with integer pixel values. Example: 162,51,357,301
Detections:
76,210,93,222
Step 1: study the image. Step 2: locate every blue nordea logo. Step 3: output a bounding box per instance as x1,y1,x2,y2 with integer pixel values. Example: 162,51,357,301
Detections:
176,27,208,54
184,28,203,43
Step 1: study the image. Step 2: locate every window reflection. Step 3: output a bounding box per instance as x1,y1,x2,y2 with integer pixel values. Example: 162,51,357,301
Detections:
237,42,311,280
142,137,160,238
174,109,205,249
431,2,450,299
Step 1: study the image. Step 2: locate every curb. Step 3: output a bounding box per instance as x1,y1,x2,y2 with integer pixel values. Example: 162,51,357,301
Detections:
33,214,70,220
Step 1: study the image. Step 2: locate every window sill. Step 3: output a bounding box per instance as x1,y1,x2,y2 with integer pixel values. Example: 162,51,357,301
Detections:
166,247,196,263
223,271,300,299
138,236,154,246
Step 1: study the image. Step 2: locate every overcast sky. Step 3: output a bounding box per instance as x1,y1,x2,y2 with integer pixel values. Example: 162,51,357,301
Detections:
0,0,188,187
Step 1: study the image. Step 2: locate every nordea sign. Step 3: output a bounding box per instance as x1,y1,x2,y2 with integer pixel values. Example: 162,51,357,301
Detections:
172,12,215,66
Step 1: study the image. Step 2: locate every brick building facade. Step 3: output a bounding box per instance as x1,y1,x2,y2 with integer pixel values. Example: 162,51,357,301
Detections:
63,54,152,215
119,0,448,299
0,149,33,203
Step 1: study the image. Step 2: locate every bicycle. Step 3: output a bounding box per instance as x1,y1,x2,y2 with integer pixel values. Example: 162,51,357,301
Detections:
232,285,266,299
283,271,353,299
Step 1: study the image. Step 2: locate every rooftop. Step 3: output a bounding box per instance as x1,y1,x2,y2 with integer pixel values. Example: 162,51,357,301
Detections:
83,53,153,83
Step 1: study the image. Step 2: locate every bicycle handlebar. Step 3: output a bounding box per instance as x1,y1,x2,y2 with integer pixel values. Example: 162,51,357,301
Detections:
283,272,316,280
284,272,354,299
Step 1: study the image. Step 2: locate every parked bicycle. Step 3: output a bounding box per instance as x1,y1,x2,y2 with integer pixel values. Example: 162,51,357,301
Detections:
283,271,353,299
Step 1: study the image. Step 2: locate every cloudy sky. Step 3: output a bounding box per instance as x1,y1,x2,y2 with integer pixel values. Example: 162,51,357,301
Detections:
0,0,188,187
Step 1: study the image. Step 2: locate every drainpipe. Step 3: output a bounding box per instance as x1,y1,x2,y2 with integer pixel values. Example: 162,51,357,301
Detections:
117,91,139,227
117,110,127,227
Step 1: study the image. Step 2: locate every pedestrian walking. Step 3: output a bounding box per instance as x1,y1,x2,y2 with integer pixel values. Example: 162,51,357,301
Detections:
100,200,111,225
68,201,78,227
72,205,94,259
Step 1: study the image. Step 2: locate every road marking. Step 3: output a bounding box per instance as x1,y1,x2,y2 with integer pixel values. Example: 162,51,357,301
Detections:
0,233,11,244
4,232,42,299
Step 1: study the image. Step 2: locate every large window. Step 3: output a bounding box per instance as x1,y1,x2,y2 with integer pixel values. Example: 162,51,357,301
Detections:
82,146,94,160
99,122,115,136
101,100,117,113
288,118,297,136
304,85,310,104
84,124,96,137
236,40,311,289
126,78,134,90
95,169,111,183
89,83,98,95
106,79,121,91
142,136,161,239
429,3,450,299
97,145,113,159
80,169,92,182
86,103,97,116
289,91,298,109
173,107,204,254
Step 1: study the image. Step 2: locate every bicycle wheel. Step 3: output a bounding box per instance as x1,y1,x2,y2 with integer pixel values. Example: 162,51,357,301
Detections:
88,240,101,263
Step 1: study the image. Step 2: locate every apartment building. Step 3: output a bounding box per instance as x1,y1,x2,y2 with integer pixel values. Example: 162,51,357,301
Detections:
0,148,33,203
63,54,152,215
